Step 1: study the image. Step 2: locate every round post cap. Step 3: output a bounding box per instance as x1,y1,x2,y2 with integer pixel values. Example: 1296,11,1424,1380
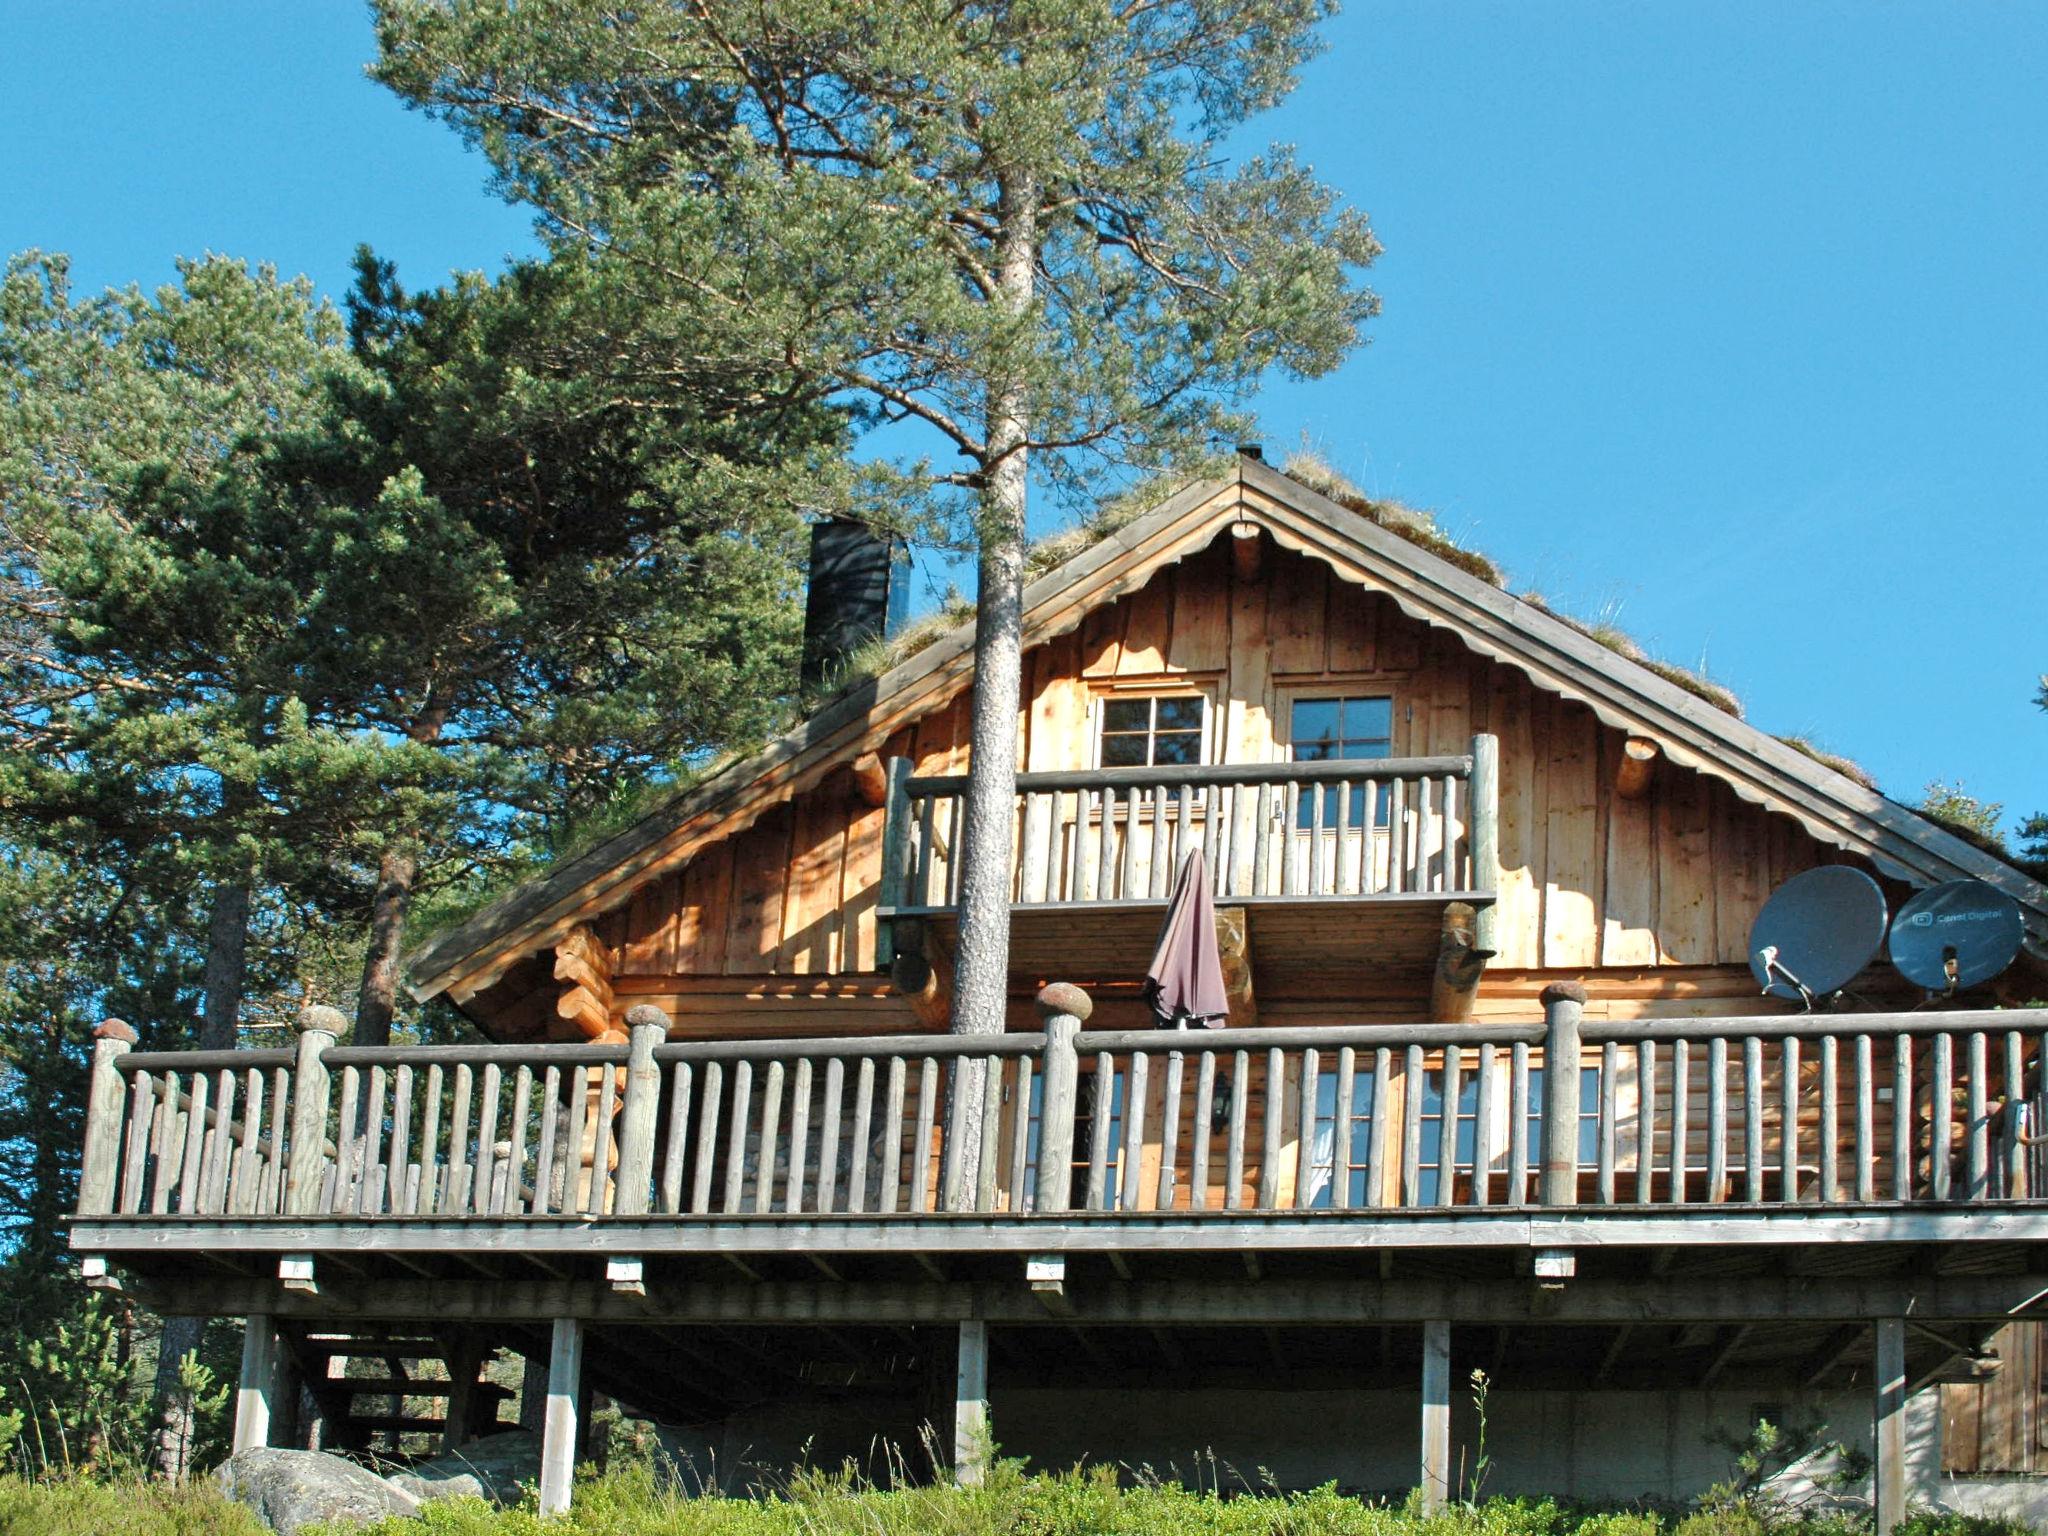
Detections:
1036,983,1094,1022
92,1018,138,1045
624,1004,672,1034
1539,981,1589,1008
296,1004,349,1037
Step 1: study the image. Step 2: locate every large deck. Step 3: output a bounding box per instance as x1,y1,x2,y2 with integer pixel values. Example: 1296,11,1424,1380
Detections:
72,995,2048,1517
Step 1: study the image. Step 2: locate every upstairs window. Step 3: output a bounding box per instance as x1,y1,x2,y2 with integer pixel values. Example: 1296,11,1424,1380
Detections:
1097,694,1206,769
1289,694,1393,828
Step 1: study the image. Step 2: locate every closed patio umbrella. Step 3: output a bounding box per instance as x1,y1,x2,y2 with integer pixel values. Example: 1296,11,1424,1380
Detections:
1142,845,1230,1030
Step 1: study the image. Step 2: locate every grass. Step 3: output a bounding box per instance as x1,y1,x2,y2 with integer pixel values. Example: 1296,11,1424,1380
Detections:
1,1461,2034,1536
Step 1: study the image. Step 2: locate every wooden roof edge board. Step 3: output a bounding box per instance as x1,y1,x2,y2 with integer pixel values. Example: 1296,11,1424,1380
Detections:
411,456,2047,1003
405,471,1247,1001
1236,458,2048,938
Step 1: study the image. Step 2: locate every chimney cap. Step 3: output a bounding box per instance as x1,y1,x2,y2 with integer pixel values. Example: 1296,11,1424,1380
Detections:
1236,443,1264,462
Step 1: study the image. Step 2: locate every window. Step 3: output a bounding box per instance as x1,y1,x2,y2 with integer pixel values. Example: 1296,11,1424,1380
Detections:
1289,694,1393,828
1098,694,1205,769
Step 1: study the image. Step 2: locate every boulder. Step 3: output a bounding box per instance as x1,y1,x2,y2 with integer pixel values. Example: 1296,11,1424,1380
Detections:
216,1447,421,1534
386,1429,541,1506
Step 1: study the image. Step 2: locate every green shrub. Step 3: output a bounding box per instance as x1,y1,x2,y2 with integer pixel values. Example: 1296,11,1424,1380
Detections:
0,1473,267,1536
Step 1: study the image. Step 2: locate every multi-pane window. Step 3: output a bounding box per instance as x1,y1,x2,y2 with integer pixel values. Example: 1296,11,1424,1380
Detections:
1098,695,1205,769
1289,694,1394,828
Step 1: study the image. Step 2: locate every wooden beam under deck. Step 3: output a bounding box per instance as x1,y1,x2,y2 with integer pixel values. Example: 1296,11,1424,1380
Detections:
117,1271,2048,1329
73,1206,2048,1259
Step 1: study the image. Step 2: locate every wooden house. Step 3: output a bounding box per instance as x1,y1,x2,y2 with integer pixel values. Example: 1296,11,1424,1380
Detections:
70,457,2048,1517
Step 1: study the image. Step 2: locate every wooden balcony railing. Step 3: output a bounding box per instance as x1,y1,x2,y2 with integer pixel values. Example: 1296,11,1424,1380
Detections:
77,994,2048,1230
877,735,1499,921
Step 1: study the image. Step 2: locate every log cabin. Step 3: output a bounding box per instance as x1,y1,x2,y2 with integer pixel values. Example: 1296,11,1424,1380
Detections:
69,455,2048,1518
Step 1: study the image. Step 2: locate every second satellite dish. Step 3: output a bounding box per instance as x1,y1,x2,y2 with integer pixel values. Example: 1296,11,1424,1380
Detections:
1748,866,1889,1006
1888,879,2024,994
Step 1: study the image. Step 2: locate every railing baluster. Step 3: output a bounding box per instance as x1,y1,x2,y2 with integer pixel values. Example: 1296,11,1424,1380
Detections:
787,1058,813,1214
1309,776,1327,897
1401,1044,1424,1207
1191,1050,1217,1210
1669,1040,1690,1205
389,1064,415,1216
266,1065,291,1214
1442,773,1461,888
506,1064,533,1216
1967,1032,1990,1200
1121,1053,1151,1211
689,1059,722,1214
914,794,937,907
331,1066,359,1216
1707,1038,1728,1204
1118,787,1140,900
1083,1052,1113,1210
1390,777,1409,893
1745,1037,1765,1204
475,1063,502,1217
1223,1050,1249,1209
1416,775,1435,893
911,1056,939,1213
2005,1031,2027,1198
1854,1036,1875,1204
1010,1055,1034,1211
722,1059,752,1214
1253,783,1274,896
849,1058,878,1214
1635,1042,1657,1203
879,1056,906,1213
178,1073,208,1215
1258,1046,1284,1209
418,1063,445,1215
1157,1047,1184,1210
353,1067,380,1217
149,1072,181,1215
816,1058,843,1214
1931,1033,1953,1200
1371,1045,1394,1207
1780,1038,1801,1204
448,1062,478,1214
1597,1042,1617,1205
1892,1035,1912,1202
1439,1042,1462,1208
1362,778,1381,892
1334,1046,1357,1210
1820,1036,1840,1204
1094,788,1118,902
120,1070,155,1215
1471,1042,1495,1207
755,1059,785,1214
1295,1047,1321,1210
1509,1042,1530,1206
1230,783,1258,899
1145,784,1167,898
976,1053,1002,1212
207,1068,238,1215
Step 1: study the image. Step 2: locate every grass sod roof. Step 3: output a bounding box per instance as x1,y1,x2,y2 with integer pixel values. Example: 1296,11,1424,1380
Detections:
404,459,2048,1001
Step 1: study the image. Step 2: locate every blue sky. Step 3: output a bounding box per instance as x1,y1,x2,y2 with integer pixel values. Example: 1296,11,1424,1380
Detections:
3,2,2041,836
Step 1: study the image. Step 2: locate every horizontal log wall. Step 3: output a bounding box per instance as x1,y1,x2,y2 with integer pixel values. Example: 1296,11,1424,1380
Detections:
471,535,1895,1041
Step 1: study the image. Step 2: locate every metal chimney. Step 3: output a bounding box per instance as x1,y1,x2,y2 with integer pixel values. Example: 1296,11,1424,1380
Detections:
801,517,910,689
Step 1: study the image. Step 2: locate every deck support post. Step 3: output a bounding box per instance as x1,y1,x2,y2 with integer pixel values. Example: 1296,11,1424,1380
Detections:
954,1319,989,1486
1420,1319,1451,1510
234,1314,279,1454
613,1006,670,1216
79,1020,136,1216
539,1317,584,1518
1468,734,1500,952
1874,1316,1906,1534
1034,985,1091,1213
1540,983,1587,1206
285,1007,343,1215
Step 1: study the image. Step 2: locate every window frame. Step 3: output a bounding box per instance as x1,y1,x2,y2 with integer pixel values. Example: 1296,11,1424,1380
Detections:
1282,688,1397,830
1088,685,1215,773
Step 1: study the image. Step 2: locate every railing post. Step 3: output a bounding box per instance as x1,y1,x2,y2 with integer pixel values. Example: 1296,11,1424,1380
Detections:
1540,981,1585,1206
612,1004,669,1217
78,1019,137,1216
1469,733,1500,951
1034,984,1092,1213
876,756,914,968
285,1005,343,1216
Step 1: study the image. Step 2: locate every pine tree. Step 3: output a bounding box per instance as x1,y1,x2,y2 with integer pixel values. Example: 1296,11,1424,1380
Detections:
372,0,1381,1151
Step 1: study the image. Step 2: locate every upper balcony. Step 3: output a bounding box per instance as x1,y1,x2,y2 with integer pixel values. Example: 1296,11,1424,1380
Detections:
875,735,1499,989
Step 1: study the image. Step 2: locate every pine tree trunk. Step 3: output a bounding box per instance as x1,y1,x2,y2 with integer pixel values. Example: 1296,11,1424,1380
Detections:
947,167,1038,1202
354,840,419,1050
153,881,249,1479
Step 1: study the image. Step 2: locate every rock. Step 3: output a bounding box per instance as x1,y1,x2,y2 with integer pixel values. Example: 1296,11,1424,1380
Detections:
216,1447,421,1534
386,1429,541,1506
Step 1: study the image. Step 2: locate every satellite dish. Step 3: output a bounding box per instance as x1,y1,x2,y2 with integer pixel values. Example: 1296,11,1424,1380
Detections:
1748,866,1889,1006
1888,880,2024,994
